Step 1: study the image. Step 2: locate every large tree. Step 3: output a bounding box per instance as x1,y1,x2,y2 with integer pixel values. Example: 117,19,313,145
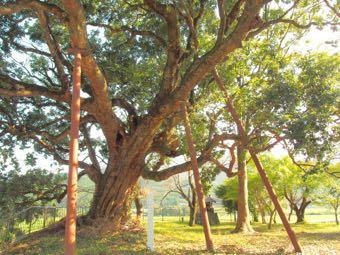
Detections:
0,0,338,227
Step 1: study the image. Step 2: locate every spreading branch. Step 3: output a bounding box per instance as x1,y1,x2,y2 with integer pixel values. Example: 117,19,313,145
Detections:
87,22,167,48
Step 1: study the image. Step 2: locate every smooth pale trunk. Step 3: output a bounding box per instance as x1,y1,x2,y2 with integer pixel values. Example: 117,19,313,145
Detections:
233,148,254,233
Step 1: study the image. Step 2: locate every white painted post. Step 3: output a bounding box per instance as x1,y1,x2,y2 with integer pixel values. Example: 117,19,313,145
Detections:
147,192,154,251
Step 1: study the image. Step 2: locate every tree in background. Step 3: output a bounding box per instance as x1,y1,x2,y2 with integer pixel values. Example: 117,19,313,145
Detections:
0,0,338,228
215,170,260,229
253,155,325,225
216,155,328,228
162,174,197,226
283,175,312,224
0,145,66,215
209,40,339,232
314,170,340,225
162,165,218,226
257,156,318,224
0,168,66,218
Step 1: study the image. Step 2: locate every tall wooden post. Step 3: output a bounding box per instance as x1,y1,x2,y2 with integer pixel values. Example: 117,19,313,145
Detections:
65,50,82,255
249,149,302,253
181,102,214,251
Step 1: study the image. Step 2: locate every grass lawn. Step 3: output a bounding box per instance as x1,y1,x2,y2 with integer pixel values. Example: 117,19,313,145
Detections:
1,218,339,255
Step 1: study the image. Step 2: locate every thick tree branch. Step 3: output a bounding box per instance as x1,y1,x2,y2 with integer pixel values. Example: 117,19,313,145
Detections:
252,135,287,153
36,10,69,91
131,1,266,165
61,0,123,155
8,39,51,57
111,98,137,117
82,125,101,171
145,1,182,97
224,0,245,35
209,143,237,177
323,0,340,18
143,132,239,181
212,68,246,139
0,73,71,102
177,3,199,53
0,0,67,21
142,155,208,181
143,0,170,19
248,2,339,40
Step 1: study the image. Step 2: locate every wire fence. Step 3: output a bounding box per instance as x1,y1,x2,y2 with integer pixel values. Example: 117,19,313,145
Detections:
0,206,89,247
138,204,235,224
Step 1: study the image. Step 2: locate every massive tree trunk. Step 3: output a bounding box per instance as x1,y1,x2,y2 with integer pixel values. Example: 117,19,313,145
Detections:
233,147,254,233
86,162,142,227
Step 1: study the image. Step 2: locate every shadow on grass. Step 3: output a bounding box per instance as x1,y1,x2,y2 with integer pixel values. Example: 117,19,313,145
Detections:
4,221,339,255
297,231,340,241
217,245,288,255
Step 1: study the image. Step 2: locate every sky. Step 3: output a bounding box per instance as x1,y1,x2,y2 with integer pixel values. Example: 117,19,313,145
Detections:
293,27,339,54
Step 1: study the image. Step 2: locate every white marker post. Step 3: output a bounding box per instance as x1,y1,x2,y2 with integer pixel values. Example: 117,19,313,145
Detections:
147,192,154,251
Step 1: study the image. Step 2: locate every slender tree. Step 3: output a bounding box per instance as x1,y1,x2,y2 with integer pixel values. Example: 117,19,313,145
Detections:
162,174,198,226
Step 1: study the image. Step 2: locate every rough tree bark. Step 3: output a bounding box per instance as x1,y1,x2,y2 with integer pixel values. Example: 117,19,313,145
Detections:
86,165,142,226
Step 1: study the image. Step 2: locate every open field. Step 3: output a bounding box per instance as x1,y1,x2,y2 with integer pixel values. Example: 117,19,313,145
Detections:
2,217,339,255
